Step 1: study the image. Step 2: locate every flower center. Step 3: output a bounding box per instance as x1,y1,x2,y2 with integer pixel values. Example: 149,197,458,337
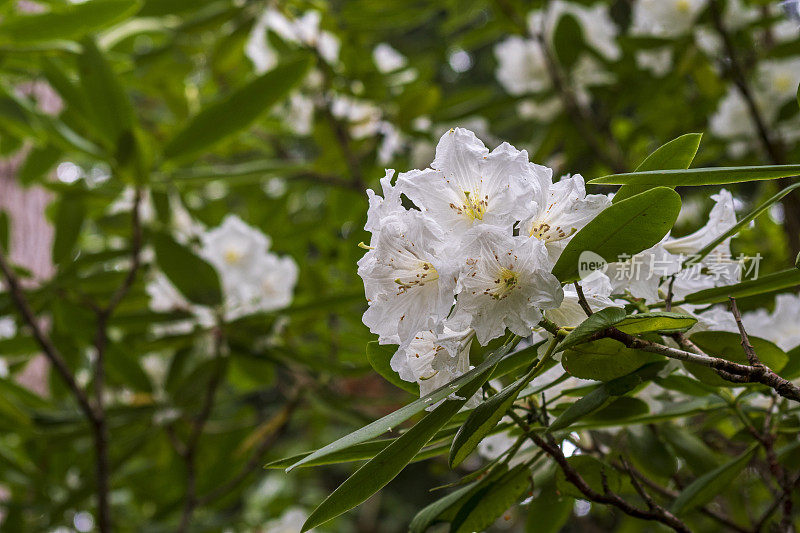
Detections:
224,247,243,264
676,0,691,13
775,74,792,93
395,262,439,294
491,267,519,300
463,190,487,221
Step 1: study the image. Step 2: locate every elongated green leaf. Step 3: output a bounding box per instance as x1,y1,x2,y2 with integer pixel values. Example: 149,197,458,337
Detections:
552,187,681,282
366,342,418,395
614,133,702,202
548,363,663,432
287,343,515,471
164,57,311,160
0,0,141,44
301,364,495,531
562,338,664,381
449,369,532,467
451,464,531,533
680,268,800,305
555,307,626,353
151,231,222,307
683,332,788,386
553,13,583,69
661,425,721,475
627,425,678,479
694,182,800,263
616,312,696,334
591,165,800,186
410,466,509,533
525,479,573,533
78,38,134,148
52,196,86,265
19,144,61,185
672,443,758,515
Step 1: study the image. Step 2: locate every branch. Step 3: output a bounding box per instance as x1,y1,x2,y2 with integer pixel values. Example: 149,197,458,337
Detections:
89,186,143,533
0,246,97,422
573,282,593,316
728,297,760,367
508,411,691,532
177,322,227,533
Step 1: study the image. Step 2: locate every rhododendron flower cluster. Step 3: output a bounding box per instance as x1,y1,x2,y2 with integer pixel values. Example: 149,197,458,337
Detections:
358,128,611,395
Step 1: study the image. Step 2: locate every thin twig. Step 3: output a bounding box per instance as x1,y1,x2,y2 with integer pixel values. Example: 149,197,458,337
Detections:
728,297,761,366
177,322,228,533
0,248,97,422
508,411,691,532
573,282,593,316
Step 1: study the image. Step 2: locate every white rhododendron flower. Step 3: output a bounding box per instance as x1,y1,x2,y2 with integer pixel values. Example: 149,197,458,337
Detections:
757,58,800,104
607,190,739,303
391,328,477,409
148,215,298,326
522,173,611,262
246,8,339,73
631,0,709,37
372,43,407,73
263,507,310,533
359,210,457,345
449,225,563,345
398,128,542,238
529,0,620,61
494,36,550,96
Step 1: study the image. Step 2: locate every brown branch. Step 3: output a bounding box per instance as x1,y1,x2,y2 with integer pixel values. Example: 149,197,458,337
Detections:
509,412,691,532
728,297,761,366
573,282,594,316
88,187,143,533
0,247,97,422
177,323,227,533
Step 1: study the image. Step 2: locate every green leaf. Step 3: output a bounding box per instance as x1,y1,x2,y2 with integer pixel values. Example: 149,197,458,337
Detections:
590,165,800,186
449,368,532,467
683,331,788,386
267,438,450,470
555,455,623,499
552,187,682,282
562,338,665,381
671,443,758,515
410,466,508,533
301,363,496,531
51,196,86,265
287,343,515,472
19,144,61,186
616,312,697,334
627,425,678,479
614,133,702,203
548,363,664,432
680,268,800,305
78,38,134,149
151,231,222,307
661,424,721,475
525,479,573,533
163,56,311,161
549,374,640,432
366,342,419,395
553,13,583,68
0,0,141,44
451,464,531,533
555,307,627,353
